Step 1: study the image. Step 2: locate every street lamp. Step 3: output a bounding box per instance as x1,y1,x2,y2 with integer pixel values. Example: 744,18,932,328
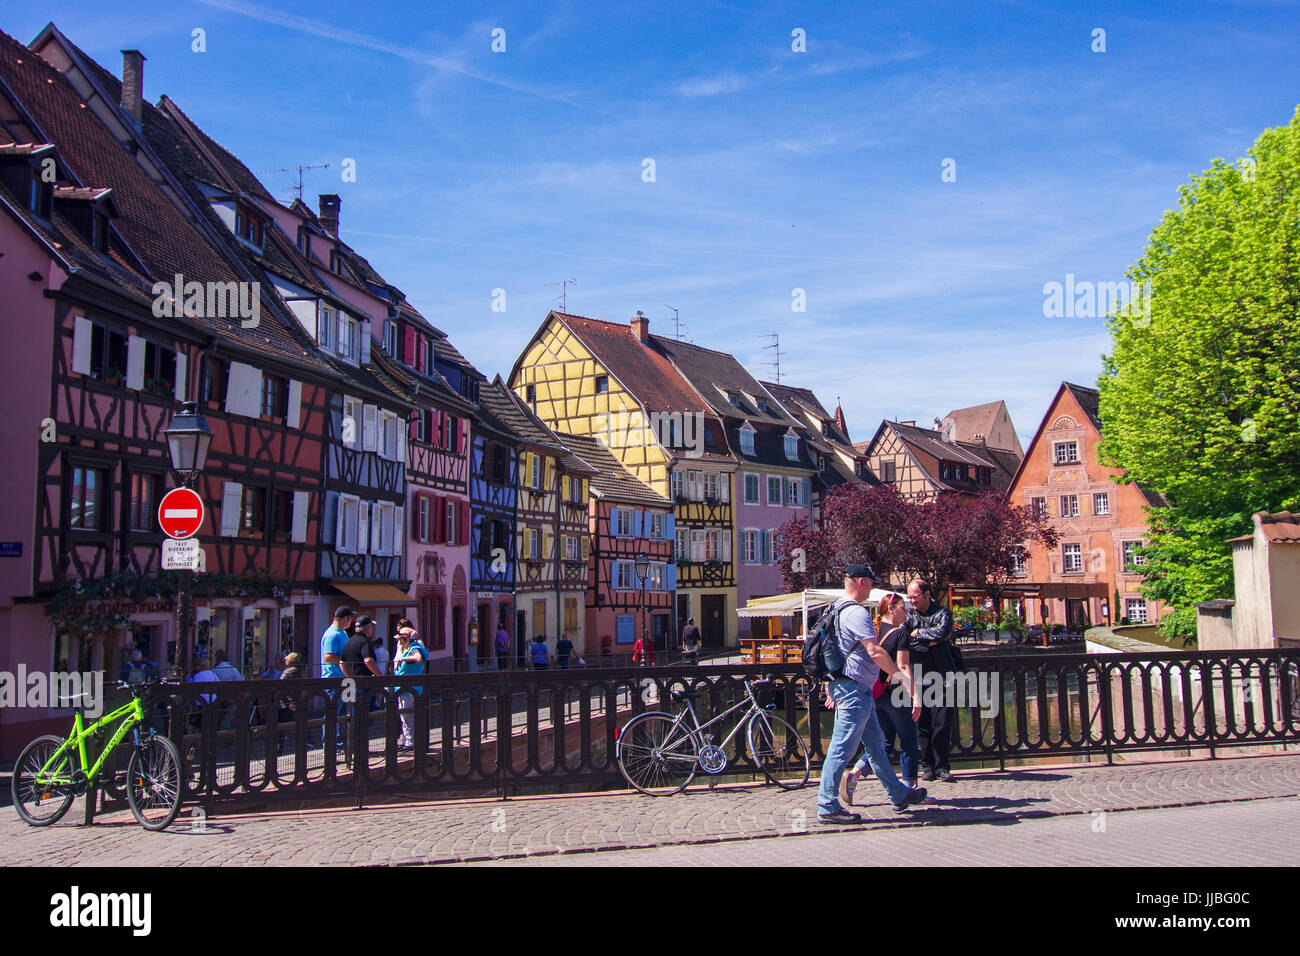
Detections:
634,551,650,658
164,401,213,679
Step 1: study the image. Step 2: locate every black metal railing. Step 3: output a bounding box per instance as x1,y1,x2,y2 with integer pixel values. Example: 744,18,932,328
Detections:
84,648,1300,819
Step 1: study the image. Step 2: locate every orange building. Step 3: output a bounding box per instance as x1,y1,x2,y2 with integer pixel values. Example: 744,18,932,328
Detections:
1007,383,1166,629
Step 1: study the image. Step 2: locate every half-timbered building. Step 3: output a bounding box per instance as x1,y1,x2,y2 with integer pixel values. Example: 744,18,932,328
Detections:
856,419,1021,502
557,434,674,658
0,28,348,755
509,311,739,650
469,379,521,668
485,379,596,658
762,383,875,514
1008,383,1166,630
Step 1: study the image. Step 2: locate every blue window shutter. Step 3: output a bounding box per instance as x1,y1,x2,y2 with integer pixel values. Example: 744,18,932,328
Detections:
664,512,675,539
632,509,643,538
802,479,810,506
611,560,622,590
322,491,339,546
665,562,676,591
609,506,620,537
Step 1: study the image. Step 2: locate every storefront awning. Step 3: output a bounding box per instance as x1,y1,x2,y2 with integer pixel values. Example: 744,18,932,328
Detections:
331,582,413,606
737,587,901,618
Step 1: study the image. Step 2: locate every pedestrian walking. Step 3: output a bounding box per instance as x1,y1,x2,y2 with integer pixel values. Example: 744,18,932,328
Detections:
530,634,550,670
392,627,427,750
555,632,575,670
369,629,391,710
816,564,927,824
905,578,958,783
680,618,700,664
274,652,303,750
839,591,923,805
495,624,511,670
319,606,354,749
343,616,384,678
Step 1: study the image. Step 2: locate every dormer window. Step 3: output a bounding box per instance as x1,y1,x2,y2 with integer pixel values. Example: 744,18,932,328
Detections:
783,431,798,460
383,320,397,356
90,212,108,252
596,375,608,394
234,204,263,247
729,393,746,411
296,225,310,256
738,423,756,456
29,168,53,219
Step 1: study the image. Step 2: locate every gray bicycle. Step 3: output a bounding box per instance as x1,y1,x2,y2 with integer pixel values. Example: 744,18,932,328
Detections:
615,678,810,795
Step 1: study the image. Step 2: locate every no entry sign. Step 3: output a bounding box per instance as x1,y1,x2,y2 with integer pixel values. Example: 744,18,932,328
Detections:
157,487,205,539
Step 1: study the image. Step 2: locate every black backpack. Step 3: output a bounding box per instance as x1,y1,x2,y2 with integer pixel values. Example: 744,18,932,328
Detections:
801,599,860,680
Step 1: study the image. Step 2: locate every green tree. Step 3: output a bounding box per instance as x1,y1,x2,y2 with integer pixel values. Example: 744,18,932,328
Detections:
1098,106,1300,640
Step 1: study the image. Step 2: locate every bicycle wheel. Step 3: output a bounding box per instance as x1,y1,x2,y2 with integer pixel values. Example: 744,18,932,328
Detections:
747,711,810,789
12,735,77,826
126,735,183,831
616,713,699,796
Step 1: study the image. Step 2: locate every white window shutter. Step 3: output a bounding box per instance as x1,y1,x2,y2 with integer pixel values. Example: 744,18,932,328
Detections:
337,313,348,355
334,496,346,551
342,396,357,448
720,475,730,502
360,320,371,365
690,531,704,562
362,404,378,452
219,481,242,537
384,504,395,555
721,532,732,562
173,352,187,400
393,506,404,556
286,379,302,428
126,335,146,390
225,362,262,417
397,423,407,464
72,317,92,375
357,501,370,554
291,490,308,543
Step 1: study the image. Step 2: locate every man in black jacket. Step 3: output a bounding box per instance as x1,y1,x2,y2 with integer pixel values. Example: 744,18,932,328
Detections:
904,579,957,783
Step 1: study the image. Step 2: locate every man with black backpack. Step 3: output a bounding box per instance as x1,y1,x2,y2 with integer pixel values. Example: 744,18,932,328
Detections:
812,564,928,824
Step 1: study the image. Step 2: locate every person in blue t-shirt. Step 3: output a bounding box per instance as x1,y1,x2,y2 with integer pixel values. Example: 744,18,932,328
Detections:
392,625,427,750
530,635,550,669
318,606,354,748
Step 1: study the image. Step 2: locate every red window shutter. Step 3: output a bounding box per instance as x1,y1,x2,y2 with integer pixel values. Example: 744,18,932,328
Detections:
438,411,448,448
403,326,416,365
460,499,470,546
408,411,418,441
416,336,427,373
434,495,445,543
411,496,421,540
456,418,465,455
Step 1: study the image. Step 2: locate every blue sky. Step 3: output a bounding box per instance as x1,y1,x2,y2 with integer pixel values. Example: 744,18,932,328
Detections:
9,1,1299,447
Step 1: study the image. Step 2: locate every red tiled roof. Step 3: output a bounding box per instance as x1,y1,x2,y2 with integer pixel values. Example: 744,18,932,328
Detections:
554,312,707,415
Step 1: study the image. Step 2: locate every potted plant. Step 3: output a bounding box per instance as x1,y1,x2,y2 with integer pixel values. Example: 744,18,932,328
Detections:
998,606,1026,643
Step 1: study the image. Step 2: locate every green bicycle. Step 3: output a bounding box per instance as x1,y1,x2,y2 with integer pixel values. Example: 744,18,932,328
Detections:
11,681,183,831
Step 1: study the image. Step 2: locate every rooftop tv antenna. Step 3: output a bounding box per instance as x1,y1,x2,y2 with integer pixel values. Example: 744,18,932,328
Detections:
664,305,684,340
760,331,782,384
252,162,331,201
546,277,577,312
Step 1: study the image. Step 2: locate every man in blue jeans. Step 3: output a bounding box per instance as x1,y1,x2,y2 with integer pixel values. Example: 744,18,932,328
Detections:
817,565,928,824
319,605,354,749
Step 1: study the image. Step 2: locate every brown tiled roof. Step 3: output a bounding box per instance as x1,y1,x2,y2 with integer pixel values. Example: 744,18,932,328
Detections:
554,312,706,416
1258,511,1300,543
10,26,336,374
1063,382,1103,430
653,337,800,428
881,421,1014,495
942,400,1002,440
555,432,672,507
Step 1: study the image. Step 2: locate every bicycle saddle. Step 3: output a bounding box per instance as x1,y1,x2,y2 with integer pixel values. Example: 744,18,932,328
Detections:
670,689,700,702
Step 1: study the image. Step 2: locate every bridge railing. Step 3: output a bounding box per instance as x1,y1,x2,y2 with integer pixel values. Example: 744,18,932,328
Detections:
85,649,1300,818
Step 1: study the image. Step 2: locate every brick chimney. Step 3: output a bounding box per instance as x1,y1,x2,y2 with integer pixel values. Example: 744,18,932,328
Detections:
631,310,649,343
318,194,340,237
121,50,145,125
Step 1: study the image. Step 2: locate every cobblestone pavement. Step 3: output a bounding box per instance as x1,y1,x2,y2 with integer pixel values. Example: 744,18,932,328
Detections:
1,753,1295,867
478,797,1300,866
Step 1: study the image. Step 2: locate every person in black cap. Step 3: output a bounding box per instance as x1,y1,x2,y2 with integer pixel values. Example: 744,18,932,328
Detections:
816,563,927,824
342,615,384,678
